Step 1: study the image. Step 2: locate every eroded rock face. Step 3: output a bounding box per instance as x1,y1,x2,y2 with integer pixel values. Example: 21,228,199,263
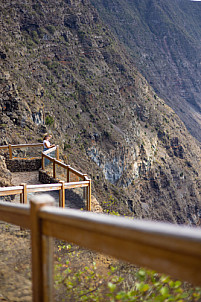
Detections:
90,0,201,142
88,146,135,184
88,143,153,187
32,110,44,125
0,156,12,187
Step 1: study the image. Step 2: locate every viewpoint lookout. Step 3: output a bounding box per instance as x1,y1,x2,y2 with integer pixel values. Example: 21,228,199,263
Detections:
0,143,93,211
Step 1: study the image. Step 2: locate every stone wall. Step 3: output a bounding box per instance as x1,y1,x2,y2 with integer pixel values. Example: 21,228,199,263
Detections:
39,169,59,184
6,158,41,172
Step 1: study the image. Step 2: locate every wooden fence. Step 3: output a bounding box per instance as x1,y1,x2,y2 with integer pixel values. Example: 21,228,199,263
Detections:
42,150,87,181
0,143,44,159
0,143,87,183
41,146,91,210
0,179,91,210
0,195,201,302
0,143,91,210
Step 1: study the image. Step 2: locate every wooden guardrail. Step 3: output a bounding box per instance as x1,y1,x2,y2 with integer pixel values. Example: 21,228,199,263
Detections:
0,180,91,210
42,149,85,181
0,195,201,302
0,143,43,159
43,145,59,160
41,147,91,210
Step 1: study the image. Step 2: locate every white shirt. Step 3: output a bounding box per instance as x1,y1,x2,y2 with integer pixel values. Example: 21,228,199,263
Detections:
43,140,51,149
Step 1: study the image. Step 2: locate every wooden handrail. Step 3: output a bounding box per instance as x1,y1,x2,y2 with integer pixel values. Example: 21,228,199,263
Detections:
0,182,89,194
0,143,43,150
0,186,23,196
0,143,44,160
11,143,43,149
64,181,89,189
43,152,85,180
43,146,57,155
0,180,91,210
40,205,201,286
0,143,84,181
54,159,68,169
68,166,84,179
0,144,43,150
42,153,55,162
27,183,62,193
1,196,201,300
0,201,30,228
0,145,9,150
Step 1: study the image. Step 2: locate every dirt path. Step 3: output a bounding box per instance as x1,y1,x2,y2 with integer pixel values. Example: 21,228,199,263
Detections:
11,171,40,186
0,224,31,302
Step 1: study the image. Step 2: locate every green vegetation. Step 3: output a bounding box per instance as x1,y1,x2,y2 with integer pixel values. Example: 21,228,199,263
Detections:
0,124,7,128
55,243,201,301
102,195,120,216
31,30,39,44
64,143,71,150
45,115,54,126
46,25,56,35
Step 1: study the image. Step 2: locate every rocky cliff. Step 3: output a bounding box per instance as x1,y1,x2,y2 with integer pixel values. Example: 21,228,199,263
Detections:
90,0,201,142
0,0,200,225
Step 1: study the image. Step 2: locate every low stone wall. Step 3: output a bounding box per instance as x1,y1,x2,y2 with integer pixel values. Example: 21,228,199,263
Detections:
6,158,41,172
39,168,60,184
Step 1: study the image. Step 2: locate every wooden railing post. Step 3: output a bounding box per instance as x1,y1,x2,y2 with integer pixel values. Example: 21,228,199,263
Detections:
30,195,54,302
53,160,56,179
9,144,12,159
20,183,27,231
88,179,91,211
83,175,87,201
67,165,70,183
20,183,27,204
42,154,45,170
20,191,23,204
59,181,65,208
56,145,59,160
85,177,91,211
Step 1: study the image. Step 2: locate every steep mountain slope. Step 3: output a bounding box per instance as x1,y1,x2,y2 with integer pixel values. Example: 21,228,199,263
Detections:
90,0,201,142
0,0,200,225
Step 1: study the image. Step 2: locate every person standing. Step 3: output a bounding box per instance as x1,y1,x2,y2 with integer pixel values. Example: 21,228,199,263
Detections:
43,134,55,151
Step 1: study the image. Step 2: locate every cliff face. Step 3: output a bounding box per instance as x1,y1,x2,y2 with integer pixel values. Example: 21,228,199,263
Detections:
90,0,201,142
0,0,200,224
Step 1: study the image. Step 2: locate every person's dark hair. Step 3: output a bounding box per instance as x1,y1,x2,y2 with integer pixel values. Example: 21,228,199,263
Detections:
43,133,48,140
43,133,52,140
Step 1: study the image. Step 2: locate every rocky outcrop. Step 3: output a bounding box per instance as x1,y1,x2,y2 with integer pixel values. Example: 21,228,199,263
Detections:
0,156,12,187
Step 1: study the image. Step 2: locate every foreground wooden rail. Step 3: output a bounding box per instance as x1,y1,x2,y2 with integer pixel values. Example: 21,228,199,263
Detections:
0,196,201,302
